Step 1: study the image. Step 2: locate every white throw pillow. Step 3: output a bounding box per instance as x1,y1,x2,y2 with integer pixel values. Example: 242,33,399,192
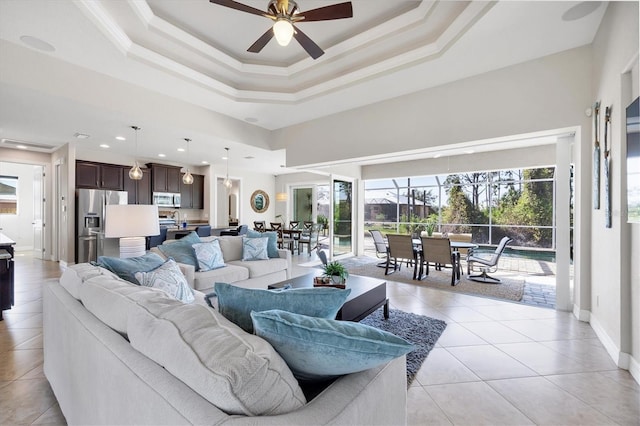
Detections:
135,259,195,304
127,300,306,416
241,236,269,261
192,239,225,271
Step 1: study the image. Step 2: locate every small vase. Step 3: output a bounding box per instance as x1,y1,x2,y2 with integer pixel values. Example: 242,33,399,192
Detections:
331,275,345,285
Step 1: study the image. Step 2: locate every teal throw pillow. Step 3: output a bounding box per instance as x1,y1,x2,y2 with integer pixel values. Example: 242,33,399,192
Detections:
192,240,225,272
251,310,414,382
157,232,202,267
242,236,269,261
97,252,165,285
135,259,195,303
215,282,351,333
246,230,279,258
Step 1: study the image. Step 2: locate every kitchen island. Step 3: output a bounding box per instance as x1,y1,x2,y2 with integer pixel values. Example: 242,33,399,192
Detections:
0,232,16,320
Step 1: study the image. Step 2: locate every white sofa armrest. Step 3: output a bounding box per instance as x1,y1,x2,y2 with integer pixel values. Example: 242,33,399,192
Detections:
178,263,196,289
278,249,292,279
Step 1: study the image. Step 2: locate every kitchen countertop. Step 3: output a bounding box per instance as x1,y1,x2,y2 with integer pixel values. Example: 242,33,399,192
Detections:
0,233,16,246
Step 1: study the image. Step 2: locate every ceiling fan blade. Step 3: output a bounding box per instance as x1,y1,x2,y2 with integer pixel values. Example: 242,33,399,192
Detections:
209,0,270,18
299,2,353,22
247,28,274,53
293,26,324,59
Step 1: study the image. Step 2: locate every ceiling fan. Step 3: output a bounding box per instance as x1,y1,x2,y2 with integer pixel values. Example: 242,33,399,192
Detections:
209,0,353,59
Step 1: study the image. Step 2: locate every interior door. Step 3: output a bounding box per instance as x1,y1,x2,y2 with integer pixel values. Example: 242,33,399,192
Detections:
32,165,44,259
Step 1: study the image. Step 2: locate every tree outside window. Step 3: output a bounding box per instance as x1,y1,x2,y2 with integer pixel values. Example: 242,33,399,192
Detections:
0,176,18,214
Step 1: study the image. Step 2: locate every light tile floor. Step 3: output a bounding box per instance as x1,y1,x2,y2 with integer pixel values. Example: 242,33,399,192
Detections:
1,252,638,425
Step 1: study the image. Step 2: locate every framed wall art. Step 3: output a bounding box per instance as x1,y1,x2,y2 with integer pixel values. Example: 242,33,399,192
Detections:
250,190,270,213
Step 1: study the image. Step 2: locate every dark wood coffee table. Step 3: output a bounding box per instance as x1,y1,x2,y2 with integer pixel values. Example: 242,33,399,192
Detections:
268,272,389,322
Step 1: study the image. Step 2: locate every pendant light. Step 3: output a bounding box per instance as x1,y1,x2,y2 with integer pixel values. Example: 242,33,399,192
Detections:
182,138,194,185
128,126,143,180
223,147,232,190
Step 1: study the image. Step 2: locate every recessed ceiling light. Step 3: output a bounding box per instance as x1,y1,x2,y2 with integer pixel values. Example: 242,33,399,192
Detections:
99,144,110,148
244,156,255,159
433,153,442,159
20,35,55,52
222,156,228,160
177,148,185,152
115,136,126,141
465,150,475,154
158,153,166,158
201,161,209,164
15,145,27,150
74,132,90,139
562,2,601,21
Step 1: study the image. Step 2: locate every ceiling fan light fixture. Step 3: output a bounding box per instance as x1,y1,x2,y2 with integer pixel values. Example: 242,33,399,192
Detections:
273,19,294,46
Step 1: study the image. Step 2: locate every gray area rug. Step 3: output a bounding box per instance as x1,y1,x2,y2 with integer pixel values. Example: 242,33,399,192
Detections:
342,257,525,302
360,307,446,386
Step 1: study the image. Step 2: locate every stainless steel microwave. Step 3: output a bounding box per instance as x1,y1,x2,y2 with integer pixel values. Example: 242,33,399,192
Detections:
153,192,181,208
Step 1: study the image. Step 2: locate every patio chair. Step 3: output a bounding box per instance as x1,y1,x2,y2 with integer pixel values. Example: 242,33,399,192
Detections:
467,236,512,283
448,233,472,273
317,249,328,267
369,229,389,268
385,234,419,279
419,237,460,286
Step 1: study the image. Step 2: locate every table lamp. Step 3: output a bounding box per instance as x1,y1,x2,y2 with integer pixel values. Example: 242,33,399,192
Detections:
105,204,160,258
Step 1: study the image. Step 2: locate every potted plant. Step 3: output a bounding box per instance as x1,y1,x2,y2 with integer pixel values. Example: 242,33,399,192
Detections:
425,217,437,237
322,261,349,285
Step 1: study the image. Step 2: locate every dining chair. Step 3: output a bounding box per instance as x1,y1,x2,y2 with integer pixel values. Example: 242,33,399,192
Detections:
253,221,266,232
270,222,283,231
289,221,300,230
419,236,460,286
298,224,320,256
385,234,419,279
467,236,512,283
195,225,211,237
369,229,389,268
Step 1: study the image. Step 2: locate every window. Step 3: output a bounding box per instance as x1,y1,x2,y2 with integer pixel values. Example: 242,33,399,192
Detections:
0,175,18,214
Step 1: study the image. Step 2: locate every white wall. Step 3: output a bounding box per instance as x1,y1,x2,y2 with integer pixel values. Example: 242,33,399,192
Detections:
589,1,639,376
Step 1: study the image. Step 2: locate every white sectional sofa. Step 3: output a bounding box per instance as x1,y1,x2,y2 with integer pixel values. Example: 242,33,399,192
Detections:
151,235,291,292
43,264,408,425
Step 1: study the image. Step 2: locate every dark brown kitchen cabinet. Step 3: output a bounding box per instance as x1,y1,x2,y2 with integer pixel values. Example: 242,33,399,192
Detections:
76,161,124,190
148,164,182,193
123,168,151,204
180,174,204,209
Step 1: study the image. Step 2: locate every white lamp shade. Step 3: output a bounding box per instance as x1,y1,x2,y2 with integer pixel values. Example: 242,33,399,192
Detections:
105,204,160,238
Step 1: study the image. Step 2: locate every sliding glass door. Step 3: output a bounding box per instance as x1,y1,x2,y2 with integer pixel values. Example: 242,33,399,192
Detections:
332,179,353,257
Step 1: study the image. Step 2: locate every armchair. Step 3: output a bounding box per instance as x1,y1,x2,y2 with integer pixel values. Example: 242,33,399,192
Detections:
467,236,512,283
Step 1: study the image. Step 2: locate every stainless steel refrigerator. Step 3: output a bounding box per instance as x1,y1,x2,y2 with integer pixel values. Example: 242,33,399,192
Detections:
76,189,128,263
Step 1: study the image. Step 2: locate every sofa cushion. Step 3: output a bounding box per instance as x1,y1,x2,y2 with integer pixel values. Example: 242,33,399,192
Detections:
59,263,118,300
214,282,350,333
157,232,201,267
192,240,225,271
241,236,269,261
79,274,164,335
192,264,249,291
227,258,288,278
98,252,166,285
246,230,279,258
252,310,414,382
135,259,195,304
127,298,307,416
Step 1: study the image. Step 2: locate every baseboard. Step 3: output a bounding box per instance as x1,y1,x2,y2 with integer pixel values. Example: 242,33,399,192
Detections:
573,304,590,322
629,356,640,385
590,314,630,369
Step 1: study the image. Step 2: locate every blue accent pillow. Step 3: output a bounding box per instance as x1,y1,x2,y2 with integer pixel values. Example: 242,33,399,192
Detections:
97,252,165,285
192,240,225,272
214,282,351,333
246,230,279,258
135,259,195,303
242,236,269,261
157,232,201,267
251,310,414,382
